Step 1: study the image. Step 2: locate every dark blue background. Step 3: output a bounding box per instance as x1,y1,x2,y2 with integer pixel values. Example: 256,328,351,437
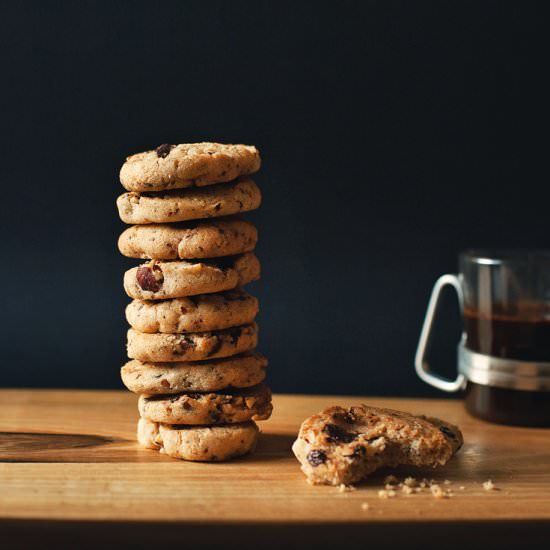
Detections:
1,1,548,396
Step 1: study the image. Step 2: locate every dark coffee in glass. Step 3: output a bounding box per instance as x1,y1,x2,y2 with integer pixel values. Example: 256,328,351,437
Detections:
416,250,550,426
463,304,550,362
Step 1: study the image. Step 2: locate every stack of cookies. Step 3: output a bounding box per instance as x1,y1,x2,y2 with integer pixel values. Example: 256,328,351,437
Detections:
116,143,272,461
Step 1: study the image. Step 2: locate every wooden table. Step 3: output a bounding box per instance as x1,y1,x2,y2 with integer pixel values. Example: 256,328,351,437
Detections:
1,389,549,549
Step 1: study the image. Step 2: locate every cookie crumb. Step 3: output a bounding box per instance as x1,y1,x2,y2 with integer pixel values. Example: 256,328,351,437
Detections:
384,475,399,485
443,479,452,486
361,502,370,511
483,479,497,491
403,476,417,488
378,489,397,499
402,485,414,495
430,484,447,499
338,484,355,493
459,486,465,491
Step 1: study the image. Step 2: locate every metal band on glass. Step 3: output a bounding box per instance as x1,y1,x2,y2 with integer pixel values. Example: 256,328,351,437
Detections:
458,343,550,392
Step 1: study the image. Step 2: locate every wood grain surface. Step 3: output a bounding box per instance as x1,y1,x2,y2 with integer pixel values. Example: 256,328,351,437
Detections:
1,389,549,548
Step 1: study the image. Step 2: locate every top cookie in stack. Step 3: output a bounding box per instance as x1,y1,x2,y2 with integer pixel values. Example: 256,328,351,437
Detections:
117,142,271,462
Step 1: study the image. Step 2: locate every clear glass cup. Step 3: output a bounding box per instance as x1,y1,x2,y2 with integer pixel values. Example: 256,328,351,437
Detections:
416,249,550,426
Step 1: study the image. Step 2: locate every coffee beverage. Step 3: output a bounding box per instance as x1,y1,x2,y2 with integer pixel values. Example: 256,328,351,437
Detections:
463,304,550,362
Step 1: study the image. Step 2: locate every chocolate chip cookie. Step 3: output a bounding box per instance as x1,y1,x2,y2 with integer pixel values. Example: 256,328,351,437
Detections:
123,253,260,300
120,143,260,192
126,323,258,362
118,218,257,260
125,290,258,334
138,383,272,425
292,404,463,486
121,352,267,395
117,178,261,225
137,418,259,461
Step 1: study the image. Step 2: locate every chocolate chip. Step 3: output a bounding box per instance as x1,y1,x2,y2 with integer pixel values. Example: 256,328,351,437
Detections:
155,143,175,158
440,426,456,439
322,423,357,444
177,336,195,354
307,449,327,466
227,327,242,345
136,265,163,292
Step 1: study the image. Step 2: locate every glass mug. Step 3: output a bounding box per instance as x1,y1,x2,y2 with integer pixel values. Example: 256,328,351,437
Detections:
415,250,550,426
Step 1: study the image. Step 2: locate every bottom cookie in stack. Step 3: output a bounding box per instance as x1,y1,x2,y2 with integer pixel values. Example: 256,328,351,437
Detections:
138,419,260,461
121,354,272,461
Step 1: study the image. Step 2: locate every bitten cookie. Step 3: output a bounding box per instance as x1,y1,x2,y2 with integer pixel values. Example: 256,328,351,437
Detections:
292,404,463,486
138,383,273,425
126,323,258,362
117,178,262,225
121,352,268,395
120,143,261,192
126,290,258,334
137,418,259,461
118,218,258,260
123,253,260,300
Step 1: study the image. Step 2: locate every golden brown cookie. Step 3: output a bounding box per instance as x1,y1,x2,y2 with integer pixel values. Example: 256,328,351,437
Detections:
138,383,273,425
126,323,258,362
117,178,261,225
121,352,267,395
137,418,259,461
292,404,463,486
120,143,260,192
125,290,258,334
118,218,257,260
123,253,260,300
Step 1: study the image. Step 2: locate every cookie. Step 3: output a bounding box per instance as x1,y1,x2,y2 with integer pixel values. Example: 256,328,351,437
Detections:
126,323,258,362
123,253,260,300
117,178,261,226
122,352,267,395
292,404,463,486
137,418,259,461
117,178,261,225
138,383,273,425
118,218,257,260
125,290,258,334
120,143,260,192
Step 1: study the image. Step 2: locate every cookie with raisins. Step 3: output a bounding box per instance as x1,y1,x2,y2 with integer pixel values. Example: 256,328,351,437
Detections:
292,404,463,486
120,142,260,192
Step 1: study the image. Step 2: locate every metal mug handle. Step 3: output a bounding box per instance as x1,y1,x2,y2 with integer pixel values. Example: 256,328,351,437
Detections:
415,274,466,392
